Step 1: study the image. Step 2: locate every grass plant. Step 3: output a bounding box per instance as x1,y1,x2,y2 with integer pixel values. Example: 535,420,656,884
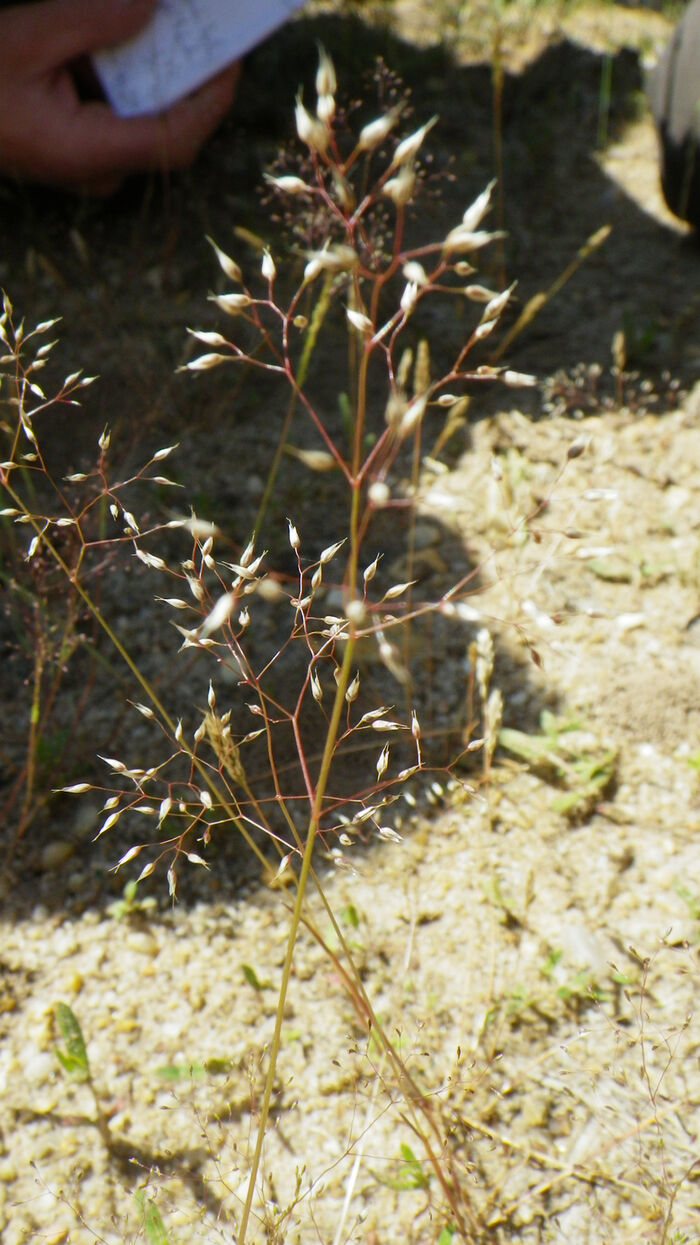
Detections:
2,38,697,1245
0,49,530,1241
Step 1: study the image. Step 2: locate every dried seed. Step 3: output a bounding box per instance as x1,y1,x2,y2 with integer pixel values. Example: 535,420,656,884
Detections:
346,307,373,335
264,173,309,195
357,107,401,152
461,179,496,232
206,236,243,284
346,671,360,702
363,554,381,583
389,116,438,169
315,45,337,99
261,250,276,282
377,825,403,843
295,94,329,153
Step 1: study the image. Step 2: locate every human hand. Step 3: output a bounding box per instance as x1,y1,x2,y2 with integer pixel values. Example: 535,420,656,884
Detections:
0,0,239,193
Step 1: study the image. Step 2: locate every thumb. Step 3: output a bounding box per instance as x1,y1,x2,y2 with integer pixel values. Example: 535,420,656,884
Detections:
17,0,158,69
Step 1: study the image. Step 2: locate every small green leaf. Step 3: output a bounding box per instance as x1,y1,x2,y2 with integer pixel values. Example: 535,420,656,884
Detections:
55,1003,89,1081
341,903,360,928
55,1050,87,1079
539,947,563,979
586,555,633,582
203,1057,234,1075
134,1189,170,1245
437,1226,456,1245
241,963,271,990
122,879,139,905
611,969,632,985
497,726,560,771
398,1143,430,1189
374,1141,432,1191
155,1063,207,1081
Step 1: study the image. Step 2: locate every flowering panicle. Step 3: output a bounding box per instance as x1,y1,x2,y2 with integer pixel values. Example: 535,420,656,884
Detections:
38,44,537,907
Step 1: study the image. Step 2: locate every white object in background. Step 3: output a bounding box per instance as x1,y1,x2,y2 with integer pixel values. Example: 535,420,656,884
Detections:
93,0,305,117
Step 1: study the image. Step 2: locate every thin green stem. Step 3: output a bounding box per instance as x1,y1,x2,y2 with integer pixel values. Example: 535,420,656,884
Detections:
237,631,357,1245
16,616,44,844
252,277,334,545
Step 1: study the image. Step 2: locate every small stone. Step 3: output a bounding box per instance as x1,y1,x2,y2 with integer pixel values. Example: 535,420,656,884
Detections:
40,840,75,871
411,519,442,549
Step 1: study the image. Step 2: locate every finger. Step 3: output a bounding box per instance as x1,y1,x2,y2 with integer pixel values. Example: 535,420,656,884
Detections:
6,0,158,70
54,64,240,181
150,64,241,167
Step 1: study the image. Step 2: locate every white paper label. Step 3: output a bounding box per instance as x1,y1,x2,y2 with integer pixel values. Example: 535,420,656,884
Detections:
94,0,305,117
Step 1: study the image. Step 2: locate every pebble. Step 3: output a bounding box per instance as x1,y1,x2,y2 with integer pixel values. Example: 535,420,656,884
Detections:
40,841,75,871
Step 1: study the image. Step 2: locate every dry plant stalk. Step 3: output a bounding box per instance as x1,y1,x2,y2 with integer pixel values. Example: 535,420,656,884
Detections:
0,47,541,1242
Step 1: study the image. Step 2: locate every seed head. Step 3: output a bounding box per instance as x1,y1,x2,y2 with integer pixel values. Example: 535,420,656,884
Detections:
295,94,329,154
315,45,337,99
346,307,373,335
473,318,497,341
320,538,345,565
378,825,403,843
264,173,310,195
316,93,336,124
331,169,354,210
464,283,496,302
402,260,429,286
368,480,390,508
345,599,367,627
310,669,323,702
188,327,225,345
346,671,361,702
363,553,381,584
305,243,359,274
383,163,416,208
206,236,243,284
400,281,419,315
444,227,501,256
502,369,537,387
461,179,496,232
357,106,402,153
398,391,429,439
261,250,276,282
389,116,438,170
303,257,324,285
200,591,236,636
482,282,516,322
184,353,229,371
384,387,407,428
208,293,252,315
